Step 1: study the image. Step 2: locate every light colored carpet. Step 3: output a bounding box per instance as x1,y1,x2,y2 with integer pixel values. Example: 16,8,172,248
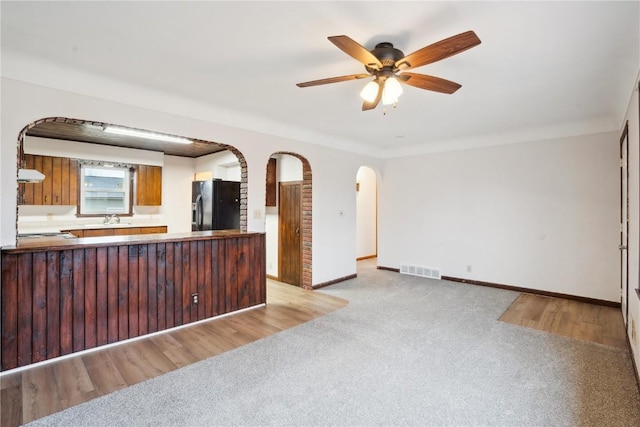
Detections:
28,259,640,426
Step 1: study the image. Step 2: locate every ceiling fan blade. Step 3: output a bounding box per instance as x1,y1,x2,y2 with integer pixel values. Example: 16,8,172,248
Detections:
398,73,462,94
328,35,383,70
362,81,383,111
395,31,481,70
296,73,371,88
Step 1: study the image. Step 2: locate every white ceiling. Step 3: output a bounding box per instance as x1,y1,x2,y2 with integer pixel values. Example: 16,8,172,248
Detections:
2,1,638,158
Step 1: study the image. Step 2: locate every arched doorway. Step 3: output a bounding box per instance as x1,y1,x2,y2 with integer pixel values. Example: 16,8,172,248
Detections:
14,117,249,244
264,152,312,289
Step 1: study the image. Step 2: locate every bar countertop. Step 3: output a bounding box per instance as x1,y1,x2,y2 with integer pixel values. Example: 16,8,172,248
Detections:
2,230,263,253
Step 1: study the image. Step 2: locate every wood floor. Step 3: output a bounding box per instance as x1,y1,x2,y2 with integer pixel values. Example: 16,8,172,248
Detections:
499,293,628,349
0,280,348,427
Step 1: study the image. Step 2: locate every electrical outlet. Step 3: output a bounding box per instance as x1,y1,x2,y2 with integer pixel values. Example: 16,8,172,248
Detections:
192,293,199,305
466,265,472,273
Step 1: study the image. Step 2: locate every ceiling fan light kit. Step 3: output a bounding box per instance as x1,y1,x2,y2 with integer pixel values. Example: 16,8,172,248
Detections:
297,31,481,112
381,77,403,105
360,80,379,103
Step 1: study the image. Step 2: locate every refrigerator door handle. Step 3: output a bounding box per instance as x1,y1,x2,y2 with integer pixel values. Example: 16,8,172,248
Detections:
195,194,203,230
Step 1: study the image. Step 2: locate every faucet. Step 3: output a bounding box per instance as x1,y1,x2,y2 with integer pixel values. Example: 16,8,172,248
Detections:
103,214,120,224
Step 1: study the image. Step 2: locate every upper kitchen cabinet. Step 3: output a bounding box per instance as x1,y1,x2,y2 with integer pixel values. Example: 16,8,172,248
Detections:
266,157,277,207
135,164,162,206
19,154,78,206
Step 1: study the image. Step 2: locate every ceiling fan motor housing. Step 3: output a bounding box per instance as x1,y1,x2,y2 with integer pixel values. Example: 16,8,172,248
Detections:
366,42,405,75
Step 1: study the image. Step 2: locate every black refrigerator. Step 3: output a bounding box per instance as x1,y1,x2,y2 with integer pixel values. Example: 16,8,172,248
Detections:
191,180,240,231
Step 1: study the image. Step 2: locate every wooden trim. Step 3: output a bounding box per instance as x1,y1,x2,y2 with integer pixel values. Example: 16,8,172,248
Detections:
356,254,377,261
442,276,621,308
620,121,630,325
377,265,400,272
313,274,357,289
266,274,279,281
637,79,640,301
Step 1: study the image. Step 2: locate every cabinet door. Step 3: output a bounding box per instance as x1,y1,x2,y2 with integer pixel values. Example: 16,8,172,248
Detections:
114,227,140,236
51,156,63,205
32,155,44,205
136,165,162,206
83,229,115,237
40,155,53,204
60,158,79,205
19,155,79,206
19,154,36,205
266,158,277,206
140,226,167,234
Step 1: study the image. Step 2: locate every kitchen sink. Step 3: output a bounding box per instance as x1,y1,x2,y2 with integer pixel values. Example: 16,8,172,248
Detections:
82,222,134,227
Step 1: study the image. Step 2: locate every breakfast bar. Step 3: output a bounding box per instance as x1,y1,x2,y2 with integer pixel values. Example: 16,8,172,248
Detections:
1,230,266,371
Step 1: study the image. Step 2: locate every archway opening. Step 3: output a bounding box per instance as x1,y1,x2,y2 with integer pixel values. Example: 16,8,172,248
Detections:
264,152,312,289
14,117,248,243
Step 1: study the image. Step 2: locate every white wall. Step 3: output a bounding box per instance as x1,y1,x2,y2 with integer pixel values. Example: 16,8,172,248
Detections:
161,155,195,233
356,166,377,259
1,78,376,286
379,131,620,302
2,77,629,295
277,154,303,182
194,150,241,182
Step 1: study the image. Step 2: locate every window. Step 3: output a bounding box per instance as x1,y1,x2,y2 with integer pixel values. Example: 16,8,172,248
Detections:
79,164,132,215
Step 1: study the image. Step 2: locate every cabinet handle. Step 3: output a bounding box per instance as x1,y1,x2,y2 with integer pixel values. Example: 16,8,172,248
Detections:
44,195,47,203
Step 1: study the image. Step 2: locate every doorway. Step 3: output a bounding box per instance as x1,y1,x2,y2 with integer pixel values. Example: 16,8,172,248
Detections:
264,153,313,289
279,181,302,286
620,121,629,326
356,166,378,260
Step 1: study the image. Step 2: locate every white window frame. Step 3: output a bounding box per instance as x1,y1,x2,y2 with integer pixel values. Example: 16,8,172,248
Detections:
78,163,132,216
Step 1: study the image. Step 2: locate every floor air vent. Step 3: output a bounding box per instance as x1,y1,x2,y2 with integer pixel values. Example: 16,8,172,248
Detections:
400,264,441,280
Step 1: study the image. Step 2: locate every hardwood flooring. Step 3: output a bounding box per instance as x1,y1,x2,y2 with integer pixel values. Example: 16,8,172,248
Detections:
499,293,628,349
0,280,348,427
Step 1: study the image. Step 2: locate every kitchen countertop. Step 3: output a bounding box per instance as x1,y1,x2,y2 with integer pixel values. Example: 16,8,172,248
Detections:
4,229,257,253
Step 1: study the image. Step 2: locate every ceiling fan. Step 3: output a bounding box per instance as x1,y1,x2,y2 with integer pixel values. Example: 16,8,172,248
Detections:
296,31,481,111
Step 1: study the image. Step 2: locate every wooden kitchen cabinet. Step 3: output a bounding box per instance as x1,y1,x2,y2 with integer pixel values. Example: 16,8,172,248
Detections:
83,228,115,237
265,157,277,206
19,154,78,206
135,165,162,206
142,226,168,234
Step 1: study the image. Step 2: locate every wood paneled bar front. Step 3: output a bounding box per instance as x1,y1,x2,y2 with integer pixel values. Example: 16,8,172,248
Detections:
0,230,266,372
